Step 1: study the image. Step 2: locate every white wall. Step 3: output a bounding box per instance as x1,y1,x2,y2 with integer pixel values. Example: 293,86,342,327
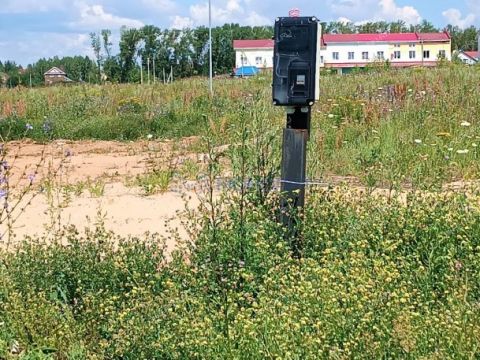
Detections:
235,49,273,69
456,52,477,65
321,43,390,65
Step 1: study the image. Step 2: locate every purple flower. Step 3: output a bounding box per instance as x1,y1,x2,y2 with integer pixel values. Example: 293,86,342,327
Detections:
0,189,7,199
1,161,8,170
28,174,35,184
26,123,33,131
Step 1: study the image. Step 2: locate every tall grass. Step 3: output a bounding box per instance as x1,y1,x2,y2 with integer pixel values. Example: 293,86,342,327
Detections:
1,65,480,358
1,65,479,186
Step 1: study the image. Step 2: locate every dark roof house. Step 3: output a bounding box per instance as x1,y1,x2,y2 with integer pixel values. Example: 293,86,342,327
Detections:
44,67,73,86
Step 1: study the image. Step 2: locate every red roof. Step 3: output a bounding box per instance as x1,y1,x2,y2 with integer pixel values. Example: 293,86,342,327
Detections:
323,33,418,43
323,32,450,44
464,51,480,59
234,32,451,49
233,39,274,49
417,32,450,41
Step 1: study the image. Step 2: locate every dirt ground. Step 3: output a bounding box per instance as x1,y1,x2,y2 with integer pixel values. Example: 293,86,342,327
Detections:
0,139,203,251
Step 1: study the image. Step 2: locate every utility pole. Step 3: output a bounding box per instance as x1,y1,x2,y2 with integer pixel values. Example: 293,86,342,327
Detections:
208,0,213,95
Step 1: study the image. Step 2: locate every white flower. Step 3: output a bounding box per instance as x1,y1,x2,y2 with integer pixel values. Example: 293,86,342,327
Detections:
328,114,335,119
457,149,469,154
461,121,471,127
421,91,426,95
448,148,453,151
147,134,153,140
414,139,422,144
408,88,413,92
372,130,378,134
472,143,478,148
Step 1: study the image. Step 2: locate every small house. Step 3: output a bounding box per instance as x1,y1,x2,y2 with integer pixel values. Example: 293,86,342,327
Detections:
455,51,479,65
44,67,73,85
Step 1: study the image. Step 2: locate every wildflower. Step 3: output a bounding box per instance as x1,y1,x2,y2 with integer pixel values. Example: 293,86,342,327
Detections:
27,174,35,184
421,90,426,95
372,130,378,134
472,143,477,148
328,114,335,119
0,189,7,199
448,148,453,151
147,134,153,140
1,161,8,170
455,261,463,271
414,139,422,145
25,123,33,131
408,88,413,92
43,120,52,134
461,121,471,127
0,176,5,184
457,149,469,154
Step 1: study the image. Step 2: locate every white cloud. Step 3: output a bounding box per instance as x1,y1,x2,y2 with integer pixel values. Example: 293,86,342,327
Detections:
442,8,476,29
70,2,144,30
378,0,421,25
244,11,270,26
141,0,177,12
171,16,194,29
337,17,352,24
171,0,270,28
329,0,421,25
0,0,67,13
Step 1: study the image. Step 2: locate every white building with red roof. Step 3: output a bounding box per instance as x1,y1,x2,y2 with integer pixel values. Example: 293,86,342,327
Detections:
455,51,479,65
233,39,275,70
233,32,452,73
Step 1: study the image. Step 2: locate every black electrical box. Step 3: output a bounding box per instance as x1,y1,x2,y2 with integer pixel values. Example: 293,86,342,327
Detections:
272,16,321,107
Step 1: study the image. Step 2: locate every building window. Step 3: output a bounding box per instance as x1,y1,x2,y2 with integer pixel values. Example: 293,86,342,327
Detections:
438,50,446,59
409,43,416,47
255,56,262,65
409,51,416,59
241,55,247,65
320,56,324,63
377,51,385,60
348,52,355,60
423,50,430,59
362,52,369,60
394,44,401,48
332,52,339,60
393,51,401,59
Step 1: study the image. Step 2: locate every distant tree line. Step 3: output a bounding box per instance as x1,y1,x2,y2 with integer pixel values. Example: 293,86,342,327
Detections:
1,20,478,87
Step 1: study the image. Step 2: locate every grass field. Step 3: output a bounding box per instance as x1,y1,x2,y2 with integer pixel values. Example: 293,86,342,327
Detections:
1,65,480,358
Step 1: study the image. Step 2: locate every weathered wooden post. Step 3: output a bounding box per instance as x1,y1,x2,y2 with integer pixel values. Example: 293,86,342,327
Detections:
272,16,321,250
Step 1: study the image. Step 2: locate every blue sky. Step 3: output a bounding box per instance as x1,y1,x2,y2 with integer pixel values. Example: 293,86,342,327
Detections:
0,0,478,65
